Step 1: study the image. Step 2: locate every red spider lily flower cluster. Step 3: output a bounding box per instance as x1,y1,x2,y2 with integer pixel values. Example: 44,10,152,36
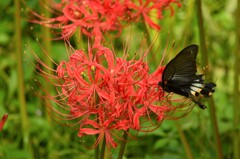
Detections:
30,0,180,46
0,114,8,131
35,45,193,148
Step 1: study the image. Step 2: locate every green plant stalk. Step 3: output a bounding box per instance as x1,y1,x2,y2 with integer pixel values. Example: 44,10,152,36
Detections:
41,1,53,124
14,0,31,155
100,135,106,159
117,131,128,159
175,2,195,156
94,98,100,159
74,27,82,50
181,0,195,42
187,128,211,158
95,134,100,159
175,121,194,159
40,2,54,158
196,0,223,159
234,0,240,158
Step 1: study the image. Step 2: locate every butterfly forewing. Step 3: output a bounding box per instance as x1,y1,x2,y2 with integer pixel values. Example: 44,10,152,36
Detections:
162,45,198,82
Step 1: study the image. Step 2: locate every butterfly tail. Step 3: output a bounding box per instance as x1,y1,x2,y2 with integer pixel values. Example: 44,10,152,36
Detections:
200,82,216,97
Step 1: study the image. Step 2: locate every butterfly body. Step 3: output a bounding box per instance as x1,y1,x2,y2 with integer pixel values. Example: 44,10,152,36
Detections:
158,45,216,109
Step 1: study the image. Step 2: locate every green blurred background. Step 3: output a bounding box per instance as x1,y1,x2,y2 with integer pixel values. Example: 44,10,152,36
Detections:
0,0,239,159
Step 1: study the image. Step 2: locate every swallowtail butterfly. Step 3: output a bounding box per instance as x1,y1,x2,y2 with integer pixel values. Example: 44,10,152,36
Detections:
158,45,216,109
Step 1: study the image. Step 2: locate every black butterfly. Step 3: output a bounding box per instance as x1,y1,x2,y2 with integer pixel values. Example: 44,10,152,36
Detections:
158,44,216,109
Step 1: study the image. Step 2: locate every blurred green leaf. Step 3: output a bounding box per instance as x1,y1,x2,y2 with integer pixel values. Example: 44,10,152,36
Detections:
0,143,31,159
154,138,170,150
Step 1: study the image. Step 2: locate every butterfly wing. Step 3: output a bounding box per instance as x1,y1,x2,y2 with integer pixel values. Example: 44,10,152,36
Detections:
162,45,198,82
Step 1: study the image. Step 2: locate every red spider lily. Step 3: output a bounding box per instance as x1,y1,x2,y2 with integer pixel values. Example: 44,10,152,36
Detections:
29,0,180,46
32,44,194,148
0,114,8,131
125,0,181,30
78,118,131,148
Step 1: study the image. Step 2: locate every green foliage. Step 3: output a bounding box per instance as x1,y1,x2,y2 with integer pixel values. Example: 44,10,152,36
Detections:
0,0,238,158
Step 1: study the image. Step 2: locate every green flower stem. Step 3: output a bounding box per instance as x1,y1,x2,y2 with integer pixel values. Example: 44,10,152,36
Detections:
196,0,223,159
234,0,240,158
100,135,106,159
74,27,82,50
117,131,128,159
41,1,53,123
14,0,32,156
181,0,195,39
40,3,54,158
175,121,194,159
95,134,100,159
94,96,100,159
